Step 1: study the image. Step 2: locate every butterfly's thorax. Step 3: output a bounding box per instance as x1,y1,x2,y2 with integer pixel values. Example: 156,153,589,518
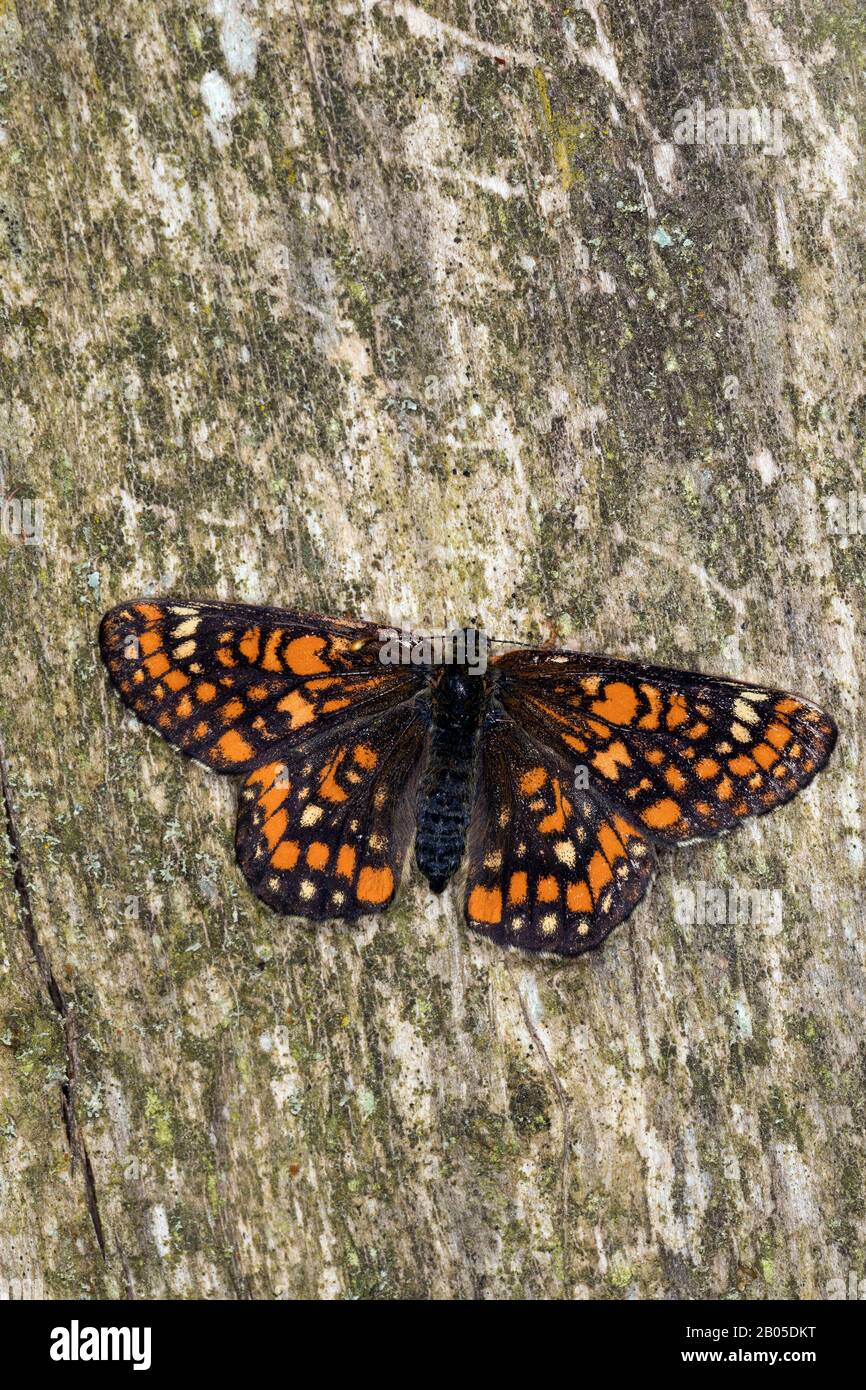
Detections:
415,660,489,892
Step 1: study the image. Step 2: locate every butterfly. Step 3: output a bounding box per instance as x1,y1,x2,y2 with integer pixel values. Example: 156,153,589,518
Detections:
99,600,837,957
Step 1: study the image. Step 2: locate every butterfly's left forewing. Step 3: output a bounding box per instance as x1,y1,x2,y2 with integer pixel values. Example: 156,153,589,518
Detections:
100,599,423,775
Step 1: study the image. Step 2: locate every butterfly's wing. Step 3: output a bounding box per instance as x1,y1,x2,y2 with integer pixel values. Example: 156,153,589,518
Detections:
492,649,837,843
236,702,429,917
100,599,424,775
465,712,655,955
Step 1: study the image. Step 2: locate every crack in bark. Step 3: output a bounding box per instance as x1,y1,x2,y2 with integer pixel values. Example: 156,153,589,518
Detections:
506,958,572,1296
0,733,106,1259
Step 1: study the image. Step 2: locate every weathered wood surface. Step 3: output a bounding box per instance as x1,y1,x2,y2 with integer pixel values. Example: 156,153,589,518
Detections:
1,0,864,1299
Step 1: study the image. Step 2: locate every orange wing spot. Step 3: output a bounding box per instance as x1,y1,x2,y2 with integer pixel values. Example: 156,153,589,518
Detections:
319,750,348,803
336,845,357,880
194,721,209,739
285,635,330,676
136,603,164,623
646,748,664,766
537,875,559,903
591,681,638,725
641,797,681,829
177,694,193,719
144,653,170,679
775,697,801,715
357,865,394,906
598,822,626,864
566,881,592,913
696,757,720,779
306,676,340,691
247,762,281,789
588,850,613,898
259,784,289,818
261,630,284,672
196,682,217,702
664,765,687,791
220,698,245,722
322,698,350,713
353,744,378,770
666,693,688,730
612,813,638,842
263,808,288,850
306,842,330,870
563,733,588,753
591,739,632,782
765,721,793,751
539,777,567,833
163,669,189,691
216,647,236,667
753,742,779,770
271,839,300,870
638,683,662,730
467,884,503,925
277,690,316,730
717,775,733,801
696,801,712,817
686,721,709,739
138,629,162,656
586,719,612,739
507,871,528,906
216,730,255,763
248,685,269,701
239,629,261,662
157,711,173,729
520,766,547,795
729,754,757,776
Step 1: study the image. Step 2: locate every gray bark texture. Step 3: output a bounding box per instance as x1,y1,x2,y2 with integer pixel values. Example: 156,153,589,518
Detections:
1,0,864,1300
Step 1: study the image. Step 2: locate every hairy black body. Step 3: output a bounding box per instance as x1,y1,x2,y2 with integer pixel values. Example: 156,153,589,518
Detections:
415,657,490,892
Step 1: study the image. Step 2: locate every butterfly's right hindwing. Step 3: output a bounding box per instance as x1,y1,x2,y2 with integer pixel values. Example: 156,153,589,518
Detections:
465,713,655,955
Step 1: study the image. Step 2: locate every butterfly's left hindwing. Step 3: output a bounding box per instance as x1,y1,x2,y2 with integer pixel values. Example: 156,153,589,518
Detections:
100,599,423,775
236,703,428,918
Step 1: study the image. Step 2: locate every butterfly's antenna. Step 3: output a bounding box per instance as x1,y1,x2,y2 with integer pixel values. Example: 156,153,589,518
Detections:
486,635,537,647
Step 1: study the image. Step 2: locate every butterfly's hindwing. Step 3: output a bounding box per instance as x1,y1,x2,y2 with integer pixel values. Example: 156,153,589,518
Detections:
464,713,656,955
235,702,429,918
100,600,423,774
493,651,837,844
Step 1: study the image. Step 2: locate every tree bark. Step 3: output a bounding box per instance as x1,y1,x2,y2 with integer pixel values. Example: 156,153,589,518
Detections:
1,0,864,1299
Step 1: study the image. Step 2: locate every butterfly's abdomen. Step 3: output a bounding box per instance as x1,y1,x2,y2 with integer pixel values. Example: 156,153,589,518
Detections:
415,668,486,893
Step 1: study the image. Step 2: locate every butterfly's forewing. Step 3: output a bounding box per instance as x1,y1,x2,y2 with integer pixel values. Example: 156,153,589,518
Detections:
100,599,423,775
465,713,655,955
493,650,837,844
236,704,429,918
